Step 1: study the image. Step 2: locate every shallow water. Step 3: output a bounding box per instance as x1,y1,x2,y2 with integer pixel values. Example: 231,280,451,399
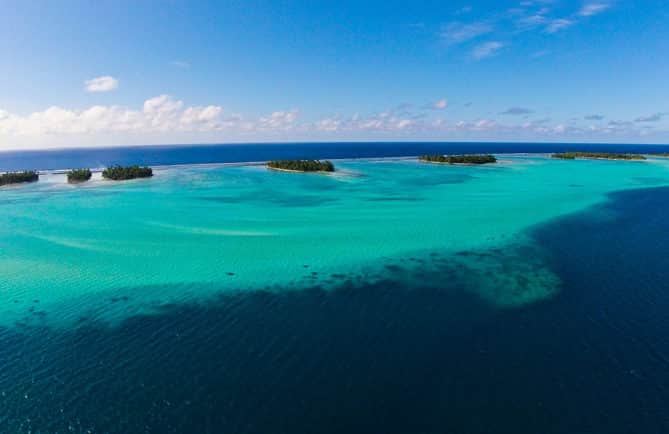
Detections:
2,156,668,326
2,155,669,432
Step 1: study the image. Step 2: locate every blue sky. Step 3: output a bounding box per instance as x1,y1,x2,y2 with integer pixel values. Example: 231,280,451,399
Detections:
0,0,667,149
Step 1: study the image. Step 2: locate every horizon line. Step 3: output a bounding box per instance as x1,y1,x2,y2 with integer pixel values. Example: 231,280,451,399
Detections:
2,139,669,154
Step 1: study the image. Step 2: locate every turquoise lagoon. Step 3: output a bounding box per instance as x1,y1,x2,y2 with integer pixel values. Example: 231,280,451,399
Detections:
2,155,669,326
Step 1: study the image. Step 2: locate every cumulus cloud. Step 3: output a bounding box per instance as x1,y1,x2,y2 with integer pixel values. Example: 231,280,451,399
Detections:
471,41,505,59
181,105,223,125
0,95,224,137
256,110,301,132
312,111,418,134
143,94,183,114
84,76,119,93
1,95,665,150
499,107,533,115
578,2,611,17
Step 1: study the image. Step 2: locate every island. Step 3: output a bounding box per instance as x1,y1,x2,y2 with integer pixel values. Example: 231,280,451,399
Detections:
267,160,335,172
649,153,669,158
0,170,39,186
67,168,92,183
552,152,646,160
419,154,497,165
102,165,153,180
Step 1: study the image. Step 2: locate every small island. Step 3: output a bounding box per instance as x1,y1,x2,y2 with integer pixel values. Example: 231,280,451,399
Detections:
0,170,39,186
419,154,497,165
649,153,669,158
267,160,335,172
67,168,92,183
102,165,153,180
552,152,646,160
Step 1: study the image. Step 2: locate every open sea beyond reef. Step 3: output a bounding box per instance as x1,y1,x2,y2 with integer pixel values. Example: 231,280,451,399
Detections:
2,142,669,433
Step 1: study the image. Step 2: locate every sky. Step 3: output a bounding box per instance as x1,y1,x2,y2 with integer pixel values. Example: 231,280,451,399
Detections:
0,0,668,150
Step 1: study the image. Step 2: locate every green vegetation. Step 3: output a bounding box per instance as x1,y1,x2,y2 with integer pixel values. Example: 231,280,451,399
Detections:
649,153,669,158
419,154,497,165
0,170,39,186
102,165,153,180
67,168,92,183
267,159,335,172
552,152,646,160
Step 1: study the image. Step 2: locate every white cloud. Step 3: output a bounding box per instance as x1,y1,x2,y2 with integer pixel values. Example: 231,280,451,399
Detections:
431,99,448,110
313,111,419,134
0,95,225,139
316,117,342,132
546,18,575,33
258,110,300,130
396,119,413,129
471,41,505,60
1,95,665,150
84,76,119,93
578,2,610,17
515,8,550,29
518,14,548,26
434,2,612,62
440,21,493,45
181,106,223,124
143,94,183,114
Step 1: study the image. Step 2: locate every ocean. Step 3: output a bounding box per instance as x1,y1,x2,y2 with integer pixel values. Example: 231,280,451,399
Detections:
3,141,669,171
1,142,669,433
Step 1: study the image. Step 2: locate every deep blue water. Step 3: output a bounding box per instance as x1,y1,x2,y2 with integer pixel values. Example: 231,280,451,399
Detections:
2,141,669,171
2,185,669,433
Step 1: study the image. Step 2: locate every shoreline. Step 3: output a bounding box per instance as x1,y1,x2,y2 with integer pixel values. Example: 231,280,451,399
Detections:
418,160,498,167
267,166,334,174
552,156,648,162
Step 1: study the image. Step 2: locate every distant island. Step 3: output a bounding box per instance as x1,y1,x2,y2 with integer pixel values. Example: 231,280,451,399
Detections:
67,168,92,183
552,152,646,160
419,154,497,165
0,170,39,186
649,153,669,158
102,165,153,180
267,160,335,172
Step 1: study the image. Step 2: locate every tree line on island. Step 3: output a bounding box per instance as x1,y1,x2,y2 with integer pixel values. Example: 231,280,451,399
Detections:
419,154,497,165
0,165,153,187
266,160,335,172
66,165,152,183
0,170,39,186
551,152,646,160
67,168,92,183
101,165,153,180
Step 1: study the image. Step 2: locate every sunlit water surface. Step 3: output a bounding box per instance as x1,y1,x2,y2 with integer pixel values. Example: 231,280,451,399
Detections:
2,155,669,433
